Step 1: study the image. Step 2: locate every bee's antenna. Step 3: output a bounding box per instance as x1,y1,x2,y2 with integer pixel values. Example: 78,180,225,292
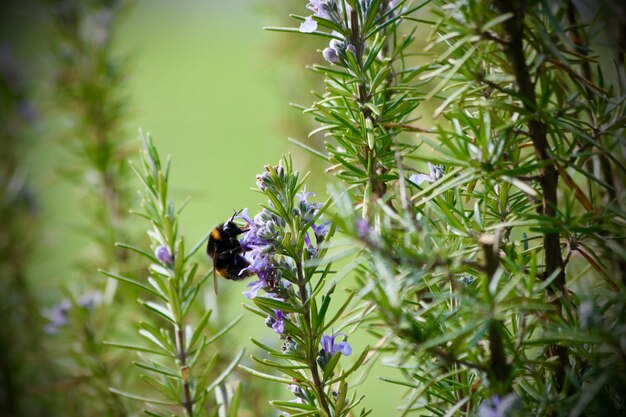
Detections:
230,208,242,221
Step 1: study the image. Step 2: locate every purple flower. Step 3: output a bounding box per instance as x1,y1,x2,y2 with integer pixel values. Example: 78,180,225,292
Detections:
42,292,101,334
288,384,304,397
297,187,316,203
304,231,313,249
272,309,285,334
307,0,331,18
312,221,331,243
322,46,340,64
321,38,354,65
299,16,318,33
256,171,271,191
236,207,254,226
242,268,271,298
299,0,341,33
237,206,287,298
241,254,285,298
409,162,444,186
155,245,174,265
242,250,270,275
264,311,284,334
355,219,370,239
244,280,265,299
478,394,520,417
321,331,352,357
78,291,102,310
42,298,72,334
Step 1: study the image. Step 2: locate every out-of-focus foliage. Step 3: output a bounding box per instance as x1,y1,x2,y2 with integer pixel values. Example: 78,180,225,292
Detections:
270,0,626,415
0,41,54,417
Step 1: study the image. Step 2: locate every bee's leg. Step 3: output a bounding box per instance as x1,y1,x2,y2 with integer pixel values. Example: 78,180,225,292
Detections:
216,247,243,259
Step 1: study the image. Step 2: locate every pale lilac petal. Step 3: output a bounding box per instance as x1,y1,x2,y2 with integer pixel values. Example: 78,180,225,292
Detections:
243,280,263,299
296,186,316,202
409,173,433,186
299,16,317,33
338,341,352,356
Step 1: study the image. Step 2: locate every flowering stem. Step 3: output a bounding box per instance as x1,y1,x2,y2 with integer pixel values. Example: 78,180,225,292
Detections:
295,259,331,416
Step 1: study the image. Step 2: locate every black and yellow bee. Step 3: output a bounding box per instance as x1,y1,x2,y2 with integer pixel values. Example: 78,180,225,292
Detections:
207,213,251,292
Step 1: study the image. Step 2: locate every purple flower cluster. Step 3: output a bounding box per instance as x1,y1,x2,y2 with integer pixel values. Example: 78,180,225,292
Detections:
296,187,331,253
237,208,285,299
299,0,343,33
297,1,360,65
237,183,331,299
322,38,356,65
42,291,102,334
244,163,341,378
256,162,287,193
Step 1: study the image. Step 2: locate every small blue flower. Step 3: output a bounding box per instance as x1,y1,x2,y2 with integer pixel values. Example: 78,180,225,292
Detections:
296,186,316,203
323,46,340,64
244,279,265,299
264,302,286,334
299,0,332,33
321,331,352,357
241,249,270,275
299,16,318,33
42,298,72,334
355,218,370,239
155,245,174,265
299,0,347,33
304,231,313,250
242,257,285,299
272,309,285,334
409,162,444,186
312,221,331,243
478,393,520,417
243,268,272,298
288,383,304,397
321,38,356,65
236,207,254,226
42,292,102,334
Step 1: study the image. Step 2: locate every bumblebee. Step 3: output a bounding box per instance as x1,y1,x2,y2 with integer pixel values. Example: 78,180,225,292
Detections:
207,213,251,292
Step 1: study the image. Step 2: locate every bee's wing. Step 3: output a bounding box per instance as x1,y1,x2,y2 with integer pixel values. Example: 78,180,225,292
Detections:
213,267,219,294
211,247,219,295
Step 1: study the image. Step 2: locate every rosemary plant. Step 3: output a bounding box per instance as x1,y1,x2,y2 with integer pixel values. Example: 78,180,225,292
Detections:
104,131,243,417
41,1,138,414
0,42,53,417
272,0,626,416
239,157,369,417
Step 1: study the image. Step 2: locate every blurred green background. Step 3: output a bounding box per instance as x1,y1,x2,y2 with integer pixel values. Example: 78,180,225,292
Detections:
7,0,405,414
